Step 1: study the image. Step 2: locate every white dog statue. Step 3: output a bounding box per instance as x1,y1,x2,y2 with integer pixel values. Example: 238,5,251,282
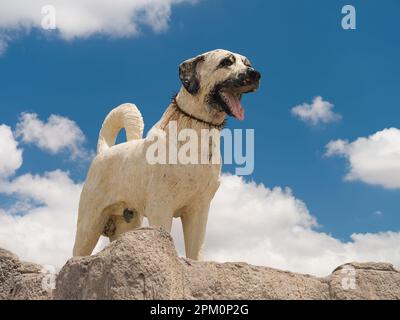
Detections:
73,49,261,260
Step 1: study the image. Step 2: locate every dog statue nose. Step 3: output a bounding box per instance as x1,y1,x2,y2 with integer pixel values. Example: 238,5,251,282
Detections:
247,68,261,82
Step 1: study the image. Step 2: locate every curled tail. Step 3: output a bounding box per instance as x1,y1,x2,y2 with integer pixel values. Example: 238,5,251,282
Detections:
97,103,144,154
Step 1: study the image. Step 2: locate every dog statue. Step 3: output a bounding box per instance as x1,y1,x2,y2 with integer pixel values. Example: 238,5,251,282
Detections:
73,49,261,260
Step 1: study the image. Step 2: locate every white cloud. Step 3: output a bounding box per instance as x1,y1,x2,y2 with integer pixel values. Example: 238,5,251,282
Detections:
326,128,400,189
291,96,342,125
0,0,194,54
0,124,23,178
171,175,400,276
374,210,383,217
0,170,83,267
16,112,91,160
0,122,103,268
1,117,399,277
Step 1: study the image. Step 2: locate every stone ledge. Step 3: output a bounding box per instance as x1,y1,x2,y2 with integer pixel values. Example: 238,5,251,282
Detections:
54,228,400,300
2,228,399,300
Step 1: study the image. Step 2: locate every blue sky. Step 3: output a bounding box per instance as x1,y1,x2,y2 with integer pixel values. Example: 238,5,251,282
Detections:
0,0,399,274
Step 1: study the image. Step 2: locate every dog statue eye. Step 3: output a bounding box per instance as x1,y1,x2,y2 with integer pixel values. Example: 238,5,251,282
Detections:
218,56,235,68
243,58,252,68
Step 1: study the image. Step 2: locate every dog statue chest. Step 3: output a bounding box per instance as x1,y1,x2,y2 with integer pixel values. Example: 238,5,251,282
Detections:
158,162,221,192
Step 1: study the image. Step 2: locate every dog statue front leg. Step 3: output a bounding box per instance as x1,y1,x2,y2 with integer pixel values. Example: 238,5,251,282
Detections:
181,203,210,260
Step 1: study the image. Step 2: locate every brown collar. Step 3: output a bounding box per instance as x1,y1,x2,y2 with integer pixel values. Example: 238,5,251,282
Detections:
172,96,226,130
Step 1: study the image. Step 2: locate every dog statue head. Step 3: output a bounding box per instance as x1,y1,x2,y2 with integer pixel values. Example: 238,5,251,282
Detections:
178,49,261,122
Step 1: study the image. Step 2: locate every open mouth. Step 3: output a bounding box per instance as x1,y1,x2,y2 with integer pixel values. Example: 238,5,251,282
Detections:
219,91,245,120
209,72,260,121
210,84,257,121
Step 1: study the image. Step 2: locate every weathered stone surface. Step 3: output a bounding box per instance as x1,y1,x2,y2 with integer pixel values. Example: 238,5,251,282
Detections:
2,228,399,300
55,228,184,300
0,248,53,300
329,262,400,300
53,228,400,300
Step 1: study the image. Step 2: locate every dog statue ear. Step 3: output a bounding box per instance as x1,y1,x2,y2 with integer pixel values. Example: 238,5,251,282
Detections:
179,55,204,95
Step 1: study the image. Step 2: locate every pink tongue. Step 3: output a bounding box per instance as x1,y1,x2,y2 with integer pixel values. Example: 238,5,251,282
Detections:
223,92,245,120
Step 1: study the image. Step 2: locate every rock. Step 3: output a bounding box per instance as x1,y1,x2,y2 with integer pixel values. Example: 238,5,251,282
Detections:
55,228,189,300
53,228,400,300
2,228,399,300
329,262,400,300
0,248,54,300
